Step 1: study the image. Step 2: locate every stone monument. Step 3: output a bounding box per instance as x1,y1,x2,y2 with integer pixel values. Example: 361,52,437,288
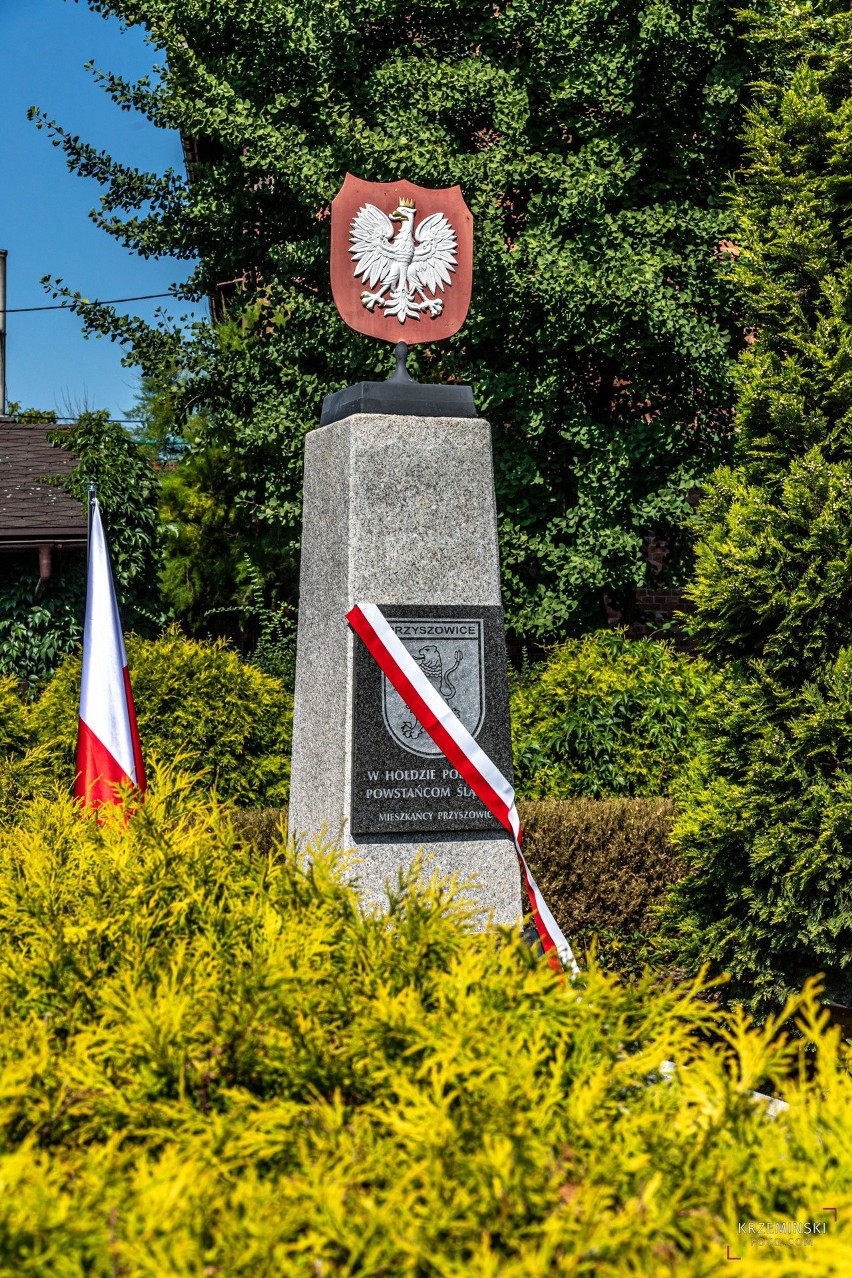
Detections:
288,174,522,925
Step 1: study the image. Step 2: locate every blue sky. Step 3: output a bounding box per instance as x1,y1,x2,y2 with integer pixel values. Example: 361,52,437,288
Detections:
0,0,206,422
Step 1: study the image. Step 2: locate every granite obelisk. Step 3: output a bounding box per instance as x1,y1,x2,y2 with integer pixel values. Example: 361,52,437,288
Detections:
287,176,521,924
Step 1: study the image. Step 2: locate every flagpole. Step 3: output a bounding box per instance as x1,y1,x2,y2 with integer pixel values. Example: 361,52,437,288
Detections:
87,481,96,542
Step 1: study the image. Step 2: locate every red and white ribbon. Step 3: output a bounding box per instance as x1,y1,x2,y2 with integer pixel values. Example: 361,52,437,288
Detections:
347,601,578,973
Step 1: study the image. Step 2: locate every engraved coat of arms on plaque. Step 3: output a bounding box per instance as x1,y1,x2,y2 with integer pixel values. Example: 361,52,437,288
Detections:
330,174,473,345
382,618,484,757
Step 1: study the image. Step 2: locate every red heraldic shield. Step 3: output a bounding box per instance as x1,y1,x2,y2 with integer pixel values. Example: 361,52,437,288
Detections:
330,174,473,345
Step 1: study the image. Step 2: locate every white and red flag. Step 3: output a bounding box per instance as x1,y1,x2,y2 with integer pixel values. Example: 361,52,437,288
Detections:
74,495,146,809
347,601,577,974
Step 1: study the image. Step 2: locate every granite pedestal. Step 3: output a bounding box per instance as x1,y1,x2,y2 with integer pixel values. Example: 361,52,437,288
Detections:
288,412,522,926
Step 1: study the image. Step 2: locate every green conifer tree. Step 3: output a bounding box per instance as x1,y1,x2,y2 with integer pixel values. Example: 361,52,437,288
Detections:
665,0,852,1015
38,0,747,641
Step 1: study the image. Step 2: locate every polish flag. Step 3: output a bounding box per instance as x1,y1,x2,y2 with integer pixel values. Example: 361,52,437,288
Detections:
74,497,146,808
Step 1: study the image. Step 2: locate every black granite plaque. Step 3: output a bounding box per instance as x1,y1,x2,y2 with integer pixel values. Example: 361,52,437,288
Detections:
350,604,514,836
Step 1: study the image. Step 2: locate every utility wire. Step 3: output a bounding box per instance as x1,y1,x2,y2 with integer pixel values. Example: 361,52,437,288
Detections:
5,292,198,313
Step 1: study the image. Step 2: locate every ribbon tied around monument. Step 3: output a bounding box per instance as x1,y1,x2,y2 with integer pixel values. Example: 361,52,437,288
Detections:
347,601,578,975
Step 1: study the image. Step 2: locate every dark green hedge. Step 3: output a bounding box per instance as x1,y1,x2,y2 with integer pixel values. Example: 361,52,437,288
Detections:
519,798,681,973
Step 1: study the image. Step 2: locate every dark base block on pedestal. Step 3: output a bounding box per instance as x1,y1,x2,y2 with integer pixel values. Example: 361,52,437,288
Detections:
320,379,476,427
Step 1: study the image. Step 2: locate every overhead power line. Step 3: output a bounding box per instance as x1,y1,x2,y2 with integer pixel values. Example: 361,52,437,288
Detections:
5,292,195,313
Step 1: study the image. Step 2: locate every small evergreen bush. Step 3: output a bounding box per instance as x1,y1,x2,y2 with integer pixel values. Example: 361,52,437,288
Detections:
0,775,850,1273
26,627,293,806
511,631,713,798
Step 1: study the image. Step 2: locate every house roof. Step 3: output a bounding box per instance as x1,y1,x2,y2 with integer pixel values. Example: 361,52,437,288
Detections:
0,420,87,548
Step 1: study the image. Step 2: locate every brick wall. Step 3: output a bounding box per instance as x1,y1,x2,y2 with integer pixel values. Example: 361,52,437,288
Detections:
604,519,697,637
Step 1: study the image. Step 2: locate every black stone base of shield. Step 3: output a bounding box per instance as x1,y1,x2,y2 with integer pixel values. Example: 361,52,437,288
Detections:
350,604,514,837
320,379,477,428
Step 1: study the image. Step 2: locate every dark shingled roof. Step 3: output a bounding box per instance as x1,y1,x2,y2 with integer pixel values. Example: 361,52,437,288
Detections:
0,420,87,548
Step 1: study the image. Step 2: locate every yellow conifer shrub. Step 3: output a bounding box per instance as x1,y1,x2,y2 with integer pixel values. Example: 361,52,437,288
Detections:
0,770,850,1275
0,675,29,758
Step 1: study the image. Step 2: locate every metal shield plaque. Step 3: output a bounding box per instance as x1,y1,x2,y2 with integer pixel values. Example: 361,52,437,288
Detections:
330,174,473,345
351,604,514,836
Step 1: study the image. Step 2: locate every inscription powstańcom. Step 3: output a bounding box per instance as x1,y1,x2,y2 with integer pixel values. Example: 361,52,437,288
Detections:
350,604,514,836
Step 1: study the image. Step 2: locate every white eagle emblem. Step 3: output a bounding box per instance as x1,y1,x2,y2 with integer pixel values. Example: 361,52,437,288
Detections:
350,197,458,324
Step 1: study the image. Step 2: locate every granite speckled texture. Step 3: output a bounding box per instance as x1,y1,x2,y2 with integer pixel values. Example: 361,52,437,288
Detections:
288,413,522,926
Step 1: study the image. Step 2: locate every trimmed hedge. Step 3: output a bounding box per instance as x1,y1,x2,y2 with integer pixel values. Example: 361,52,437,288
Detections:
519,798,682,974
230,805,289,856
510,631,714,799
0,775,850,1274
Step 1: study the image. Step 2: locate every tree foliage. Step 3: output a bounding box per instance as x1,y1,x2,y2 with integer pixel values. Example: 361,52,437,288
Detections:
39,0,748,640
0,410,162,688
664,0,852,1015
0,561,85,690
55,411,166,630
